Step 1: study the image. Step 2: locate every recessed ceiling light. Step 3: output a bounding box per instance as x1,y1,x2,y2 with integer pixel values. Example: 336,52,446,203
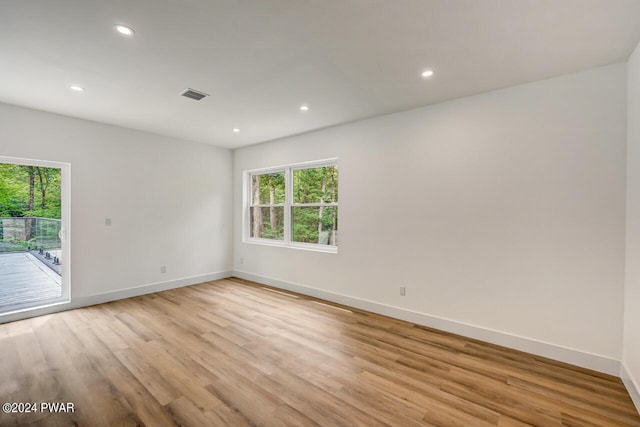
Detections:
115,25,135,36
233,128,240,133
70,85,85,92
299,105,310,112
421,69,434,78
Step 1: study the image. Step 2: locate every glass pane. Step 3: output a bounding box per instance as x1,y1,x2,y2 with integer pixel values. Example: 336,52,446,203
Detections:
292,206,338,245
293,166,338,204
0,162,64,313
251,172,285,205
250,206,284,240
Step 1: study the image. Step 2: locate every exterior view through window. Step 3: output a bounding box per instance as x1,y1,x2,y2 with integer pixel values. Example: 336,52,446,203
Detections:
247,160,338,250
0,158,70,315
251,171,285,240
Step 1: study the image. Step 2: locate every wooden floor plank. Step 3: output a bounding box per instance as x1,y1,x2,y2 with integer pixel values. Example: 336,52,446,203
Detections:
0,277,638,426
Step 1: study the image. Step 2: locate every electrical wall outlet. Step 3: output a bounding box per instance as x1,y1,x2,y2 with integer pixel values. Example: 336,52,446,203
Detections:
400,286,406,296
160,266,167,274
240,257,244,265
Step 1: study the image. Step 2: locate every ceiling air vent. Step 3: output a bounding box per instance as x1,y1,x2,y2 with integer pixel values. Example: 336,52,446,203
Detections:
180,88,209,101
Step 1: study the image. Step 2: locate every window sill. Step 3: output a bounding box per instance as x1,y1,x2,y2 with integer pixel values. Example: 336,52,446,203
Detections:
245,238,338,254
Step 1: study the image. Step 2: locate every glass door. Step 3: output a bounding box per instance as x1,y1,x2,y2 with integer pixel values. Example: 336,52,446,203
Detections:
0,156,70,315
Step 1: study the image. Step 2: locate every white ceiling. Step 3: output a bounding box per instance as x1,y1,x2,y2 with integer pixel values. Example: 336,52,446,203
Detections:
2,0,640,149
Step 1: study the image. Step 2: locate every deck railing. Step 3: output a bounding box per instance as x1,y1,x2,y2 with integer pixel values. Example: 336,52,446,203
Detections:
0,217,62,253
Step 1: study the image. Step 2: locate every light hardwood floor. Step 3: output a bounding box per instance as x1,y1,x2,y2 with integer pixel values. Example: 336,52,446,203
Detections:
0,277,638,426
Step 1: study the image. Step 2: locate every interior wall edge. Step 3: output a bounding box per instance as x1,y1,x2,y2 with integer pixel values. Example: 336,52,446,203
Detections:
622,362,640,414
232,270,621,376
0,270,233,324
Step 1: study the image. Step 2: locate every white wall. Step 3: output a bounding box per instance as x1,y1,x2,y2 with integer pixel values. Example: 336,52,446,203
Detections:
0,103,233,319
624,40,640,410
234,63,627,371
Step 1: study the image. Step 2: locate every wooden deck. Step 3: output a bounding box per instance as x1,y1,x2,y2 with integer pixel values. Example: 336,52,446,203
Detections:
0,252,61,311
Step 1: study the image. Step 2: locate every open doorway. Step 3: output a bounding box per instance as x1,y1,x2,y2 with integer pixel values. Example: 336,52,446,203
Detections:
0,157,70,315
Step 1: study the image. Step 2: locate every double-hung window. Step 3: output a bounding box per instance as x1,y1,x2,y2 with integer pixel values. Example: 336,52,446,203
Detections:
249,170,285,240
246,159,338,252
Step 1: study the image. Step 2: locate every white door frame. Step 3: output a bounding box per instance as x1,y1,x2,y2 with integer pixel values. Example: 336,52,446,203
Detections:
0,156,71,315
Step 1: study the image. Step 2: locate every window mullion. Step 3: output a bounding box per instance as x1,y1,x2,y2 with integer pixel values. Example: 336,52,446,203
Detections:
291,202,338,207
284,167,292,244
245,172,251,241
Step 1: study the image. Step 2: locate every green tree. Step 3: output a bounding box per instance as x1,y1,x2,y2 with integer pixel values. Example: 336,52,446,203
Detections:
0,163,61,219
293,166,338,245
251,172,285,239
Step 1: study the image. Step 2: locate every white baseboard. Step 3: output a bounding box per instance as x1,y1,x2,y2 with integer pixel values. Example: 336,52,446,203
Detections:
73,271,233,308
621,363,640,414
0,270,233,324
232,270,621,376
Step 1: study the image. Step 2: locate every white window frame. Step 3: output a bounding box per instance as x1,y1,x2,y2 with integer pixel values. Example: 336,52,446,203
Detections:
244,158,338,253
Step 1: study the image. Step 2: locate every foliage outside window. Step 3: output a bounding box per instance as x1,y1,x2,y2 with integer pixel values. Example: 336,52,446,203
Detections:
250,172,285,240
0,164,61,219
0,163,62,253
247,160,338,251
